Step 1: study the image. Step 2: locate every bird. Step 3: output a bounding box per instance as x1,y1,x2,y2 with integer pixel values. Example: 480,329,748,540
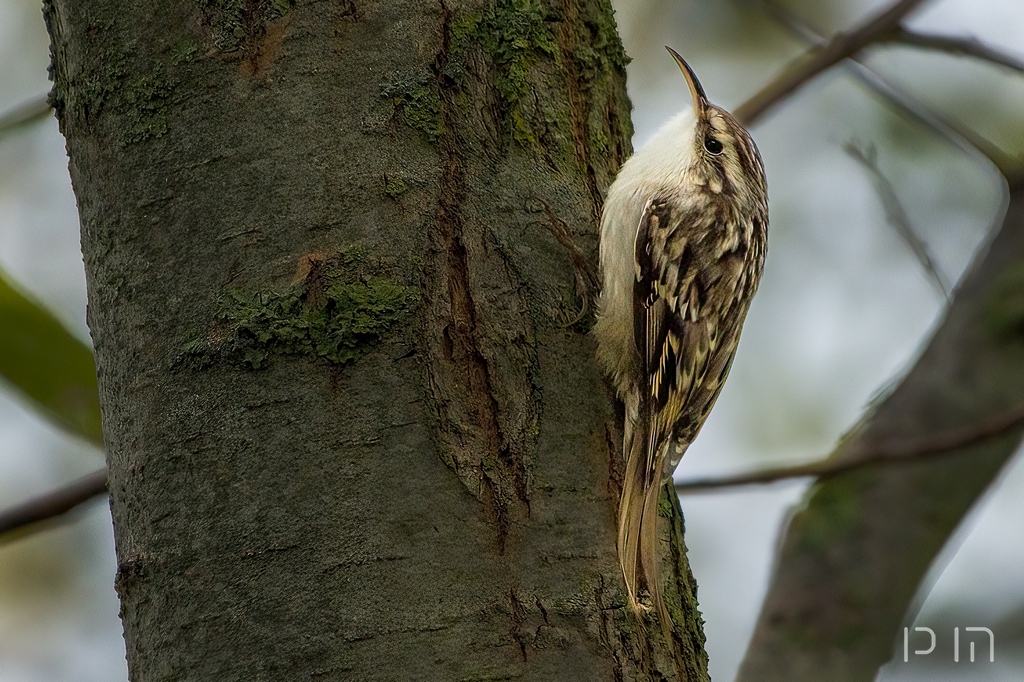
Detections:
593,47,768,640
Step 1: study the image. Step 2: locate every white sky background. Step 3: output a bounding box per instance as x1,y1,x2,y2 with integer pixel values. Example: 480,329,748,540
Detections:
0,0,1022,681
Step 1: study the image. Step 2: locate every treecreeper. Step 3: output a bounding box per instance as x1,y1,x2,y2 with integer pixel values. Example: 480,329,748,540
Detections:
594,47,769,643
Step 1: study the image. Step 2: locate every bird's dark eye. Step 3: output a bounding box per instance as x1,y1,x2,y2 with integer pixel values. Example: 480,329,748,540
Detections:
704,136,723,155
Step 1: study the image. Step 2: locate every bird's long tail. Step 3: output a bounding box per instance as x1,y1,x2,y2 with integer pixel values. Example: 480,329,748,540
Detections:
617,412,678,644
617,417,651,614
640,471,673,645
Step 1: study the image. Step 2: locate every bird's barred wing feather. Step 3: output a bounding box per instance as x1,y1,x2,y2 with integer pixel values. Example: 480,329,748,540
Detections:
634,198,764,474
619,195,766,632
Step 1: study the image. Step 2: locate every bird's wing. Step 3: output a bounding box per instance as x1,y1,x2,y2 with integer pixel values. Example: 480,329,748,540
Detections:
622,197,763,634
622,197,689,632
633,199,720,468
622,197,703,622
636,200,765,473
618,198,655,615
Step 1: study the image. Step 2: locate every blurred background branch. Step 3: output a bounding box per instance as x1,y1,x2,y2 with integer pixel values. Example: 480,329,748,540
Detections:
0,93,49,141
883,26,1024,75
844,141,951,298
755,0,1019,173
737,177,1024,681
735,0,929,124
0,468,106,541
677,404,1024,493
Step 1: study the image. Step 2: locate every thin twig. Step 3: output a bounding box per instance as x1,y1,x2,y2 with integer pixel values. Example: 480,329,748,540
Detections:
758,0,1019,176
527,196,600,326
885,26,1024,75
675,406,1024,493
847,61,1014,172
0,94,51,141
0,468,108,540
735,0,929,125
844,141,951,298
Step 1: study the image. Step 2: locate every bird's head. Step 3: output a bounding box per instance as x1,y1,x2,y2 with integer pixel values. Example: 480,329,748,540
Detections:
666,47,765,202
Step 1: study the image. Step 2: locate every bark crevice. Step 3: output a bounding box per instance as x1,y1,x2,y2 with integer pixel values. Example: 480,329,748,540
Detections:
422,0,536,550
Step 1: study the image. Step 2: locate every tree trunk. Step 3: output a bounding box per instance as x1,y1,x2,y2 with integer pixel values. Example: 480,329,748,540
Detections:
44,0,708,679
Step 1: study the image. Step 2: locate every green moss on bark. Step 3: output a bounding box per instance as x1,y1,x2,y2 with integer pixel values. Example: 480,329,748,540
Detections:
795,472,867,553
120,66,174,144
183,250,418,370
43,11,193,145
171,34,201,65
569,2,627,73
664,485,711,680
452,0,558,145
569,0,631,164
383,175,410,198
382,76,443,142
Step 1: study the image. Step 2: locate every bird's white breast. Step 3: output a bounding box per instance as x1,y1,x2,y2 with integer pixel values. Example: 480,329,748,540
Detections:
595,107,700,396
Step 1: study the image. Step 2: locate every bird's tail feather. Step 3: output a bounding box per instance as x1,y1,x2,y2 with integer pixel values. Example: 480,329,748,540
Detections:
639,476,674,646
617,417,650,615
618,411,677,644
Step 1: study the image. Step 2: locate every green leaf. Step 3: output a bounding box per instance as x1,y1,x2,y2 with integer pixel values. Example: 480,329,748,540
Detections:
0,273,102,445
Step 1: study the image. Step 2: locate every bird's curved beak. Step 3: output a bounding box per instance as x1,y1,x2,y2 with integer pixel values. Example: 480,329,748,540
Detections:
666,46,707,117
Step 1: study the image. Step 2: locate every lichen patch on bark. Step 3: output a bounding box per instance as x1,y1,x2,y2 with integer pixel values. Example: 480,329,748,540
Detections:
42,4,191,145
180,249,417,370
193,0,294,74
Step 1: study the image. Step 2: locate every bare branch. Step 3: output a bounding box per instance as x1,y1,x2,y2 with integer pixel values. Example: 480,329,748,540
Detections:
844,141,951,298
735,0,929,125
757,0,1020,177
885,26,1024,75
676,406,1024,493
848,61,1015,172
0,468,108,541
0,94,51,141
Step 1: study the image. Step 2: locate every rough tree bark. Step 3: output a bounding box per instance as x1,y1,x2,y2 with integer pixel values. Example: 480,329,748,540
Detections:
737,173,1024,681
44,0,709,679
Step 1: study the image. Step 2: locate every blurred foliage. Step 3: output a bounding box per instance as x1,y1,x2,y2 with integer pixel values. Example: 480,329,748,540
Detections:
0,524,79,607
0,272,101,446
